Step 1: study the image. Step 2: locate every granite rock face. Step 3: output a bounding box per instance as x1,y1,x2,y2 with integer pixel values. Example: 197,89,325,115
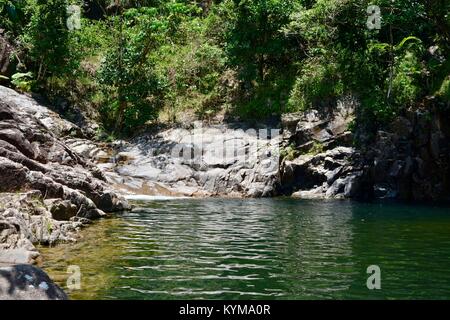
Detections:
282,96,356,151
282,147,367,199
280,95,450,202
90,91,450,202
100,124,282,198
0,85,129,264
359,107,450,202
280,96,364,199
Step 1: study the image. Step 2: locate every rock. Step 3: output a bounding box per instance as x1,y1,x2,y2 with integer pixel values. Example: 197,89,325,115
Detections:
373,159,390,182
0,87,77,138
325,167,343,185
374,184,398,199
0,128,36,159
0,86,130,265
389,160,404,178
326,178,346,198
390,117,413,137
26,171,65,199
0,249,40,265
0,157,28,192
0,264,67,300
343,171,363,198
281,146,357,199
278,96,363,199
430,132,442,160
292,185,328,199
277,92,436,202
103,124,282,198
44,199,78,221
356,107,450,201
0,86,129,213
283,95,356,148
0,192,85,257
65,138,110,163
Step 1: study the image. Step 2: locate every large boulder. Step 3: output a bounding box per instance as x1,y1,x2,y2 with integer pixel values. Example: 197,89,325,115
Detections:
0,264,67,300
0,157,28,192
281,146,367,199
0,85,129,213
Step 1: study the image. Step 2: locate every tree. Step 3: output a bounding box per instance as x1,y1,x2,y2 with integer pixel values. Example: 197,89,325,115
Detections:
226,0,295,84
97,5,166,133
0,0,28,37
22,0,75,81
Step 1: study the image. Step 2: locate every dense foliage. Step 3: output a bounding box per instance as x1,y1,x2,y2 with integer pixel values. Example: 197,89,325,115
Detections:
0,0,448,134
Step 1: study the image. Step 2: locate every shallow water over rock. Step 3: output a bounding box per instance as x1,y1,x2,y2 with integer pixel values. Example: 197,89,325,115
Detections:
40,199,450,300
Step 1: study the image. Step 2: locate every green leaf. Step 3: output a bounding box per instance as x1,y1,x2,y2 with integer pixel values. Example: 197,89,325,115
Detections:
11,72,34,81
394,36,422,51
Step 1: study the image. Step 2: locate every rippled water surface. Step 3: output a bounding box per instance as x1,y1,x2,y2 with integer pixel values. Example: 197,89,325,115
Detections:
39,199,450,299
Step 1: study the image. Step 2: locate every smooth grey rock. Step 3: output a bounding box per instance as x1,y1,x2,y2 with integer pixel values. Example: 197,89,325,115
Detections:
102,125,282,197
0,249,39,265
0,157,28,192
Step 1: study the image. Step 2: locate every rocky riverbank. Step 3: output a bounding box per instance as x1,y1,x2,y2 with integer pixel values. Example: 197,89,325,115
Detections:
0,85,129,299
1,85,449,298
279,96,450,202
90,94,449,202
61,92,449,203
90,124,282,198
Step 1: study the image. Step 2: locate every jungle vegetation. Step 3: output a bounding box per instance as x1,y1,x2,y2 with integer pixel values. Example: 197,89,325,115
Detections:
0,0,449,135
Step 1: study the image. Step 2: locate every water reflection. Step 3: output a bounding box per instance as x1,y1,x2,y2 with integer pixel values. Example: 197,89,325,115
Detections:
39,199,450,300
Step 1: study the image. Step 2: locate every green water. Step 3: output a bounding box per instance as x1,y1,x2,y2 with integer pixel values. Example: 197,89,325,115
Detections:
39,199,450,300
